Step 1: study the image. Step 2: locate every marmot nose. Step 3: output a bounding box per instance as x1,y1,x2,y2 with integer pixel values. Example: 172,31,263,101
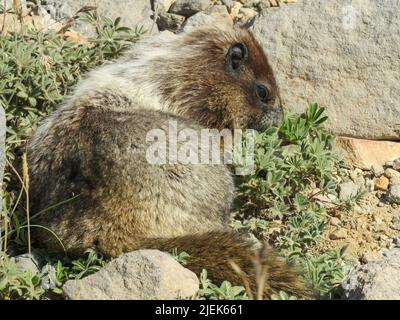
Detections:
257,106,284,131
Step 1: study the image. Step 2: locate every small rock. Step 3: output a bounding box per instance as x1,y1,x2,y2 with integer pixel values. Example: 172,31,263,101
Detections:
371,164,384,177
339,181,363,201
15,251,43,275
343,249,400,300
360,251,384,264
236,7,258,25
204,5,233,25
387,185,400,205
385,160,394,168
392,176,400,186
393,237,400,248
258,0,277,9
330,217,341,227
159,30,175,37
62,250,199,300
384,168,400,179
377,201,385,207
229,1,243,18
329,228,347,240
365,179,374,192
239,7,258,18
242,0,263,8
373,216,383,225
41,264,57,290
391,216,400,231
182,11,216,32
374,176,390,191
386,239,395,250
394,158,400,171
153,0,176,12
349,168,363,183
170,0,212,17
221,0,234,11
156,12,185,32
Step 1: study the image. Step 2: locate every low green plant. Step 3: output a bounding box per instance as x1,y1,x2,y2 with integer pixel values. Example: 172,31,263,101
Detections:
270,291,298,300
1,9,144,247
1,11,144,168
0,253,44,300
198,269,248,300
303,245,353,299
342,187,367,210
232,103,352,298
46,249,108,295
170,248,190,266
0,9,143,300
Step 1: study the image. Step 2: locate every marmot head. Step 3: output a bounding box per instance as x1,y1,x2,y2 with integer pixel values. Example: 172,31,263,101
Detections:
161,25,283,131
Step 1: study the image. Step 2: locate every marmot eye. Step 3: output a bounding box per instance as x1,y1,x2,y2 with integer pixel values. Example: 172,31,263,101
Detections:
255,84,269,101
227,43,248,71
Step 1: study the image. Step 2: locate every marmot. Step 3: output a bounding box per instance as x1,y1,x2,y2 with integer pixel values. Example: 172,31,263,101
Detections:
27,25,313,299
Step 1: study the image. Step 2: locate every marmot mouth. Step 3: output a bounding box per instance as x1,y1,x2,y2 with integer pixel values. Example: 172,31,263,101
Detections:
256,108,284,131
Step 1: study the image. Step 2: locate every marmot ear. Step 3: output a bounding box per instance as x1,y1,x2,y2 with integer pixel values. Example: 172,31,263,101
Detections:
227,43,248,72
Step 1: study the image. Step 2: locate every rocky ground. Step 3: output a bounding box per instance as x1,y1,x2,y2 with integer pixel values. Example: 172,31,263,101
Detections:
317,164,400,263
39,0,298,33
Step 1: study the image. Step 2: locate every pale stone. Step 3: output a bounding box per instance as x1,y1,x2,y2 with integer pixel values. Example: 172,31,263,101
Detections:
335,137,400,170
63,250,199,300
343,249,400,300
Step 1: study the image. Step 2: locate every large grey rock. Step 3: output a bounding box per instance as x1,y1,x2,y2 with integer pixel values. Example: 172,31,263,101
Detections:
342,249,400,300
62,250,199,300
156,12,185,32
252,0,400,140
43,0,158,35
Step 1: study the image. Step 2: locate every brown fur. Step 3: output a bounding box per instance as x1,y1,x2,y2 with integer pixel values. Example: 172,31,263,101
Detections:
27,25,314,299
